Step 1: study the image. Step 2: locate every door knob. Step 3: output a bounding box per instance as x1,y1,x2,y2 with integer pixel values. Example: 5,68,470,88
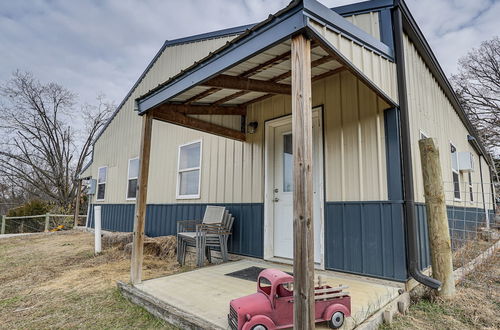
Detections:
274,188,279,193
273,197,279,202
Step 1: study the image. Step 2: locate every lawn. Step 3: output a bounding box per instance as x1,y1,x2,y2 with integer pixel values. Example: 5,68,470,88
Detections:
0,231,183,329
381,249,500,330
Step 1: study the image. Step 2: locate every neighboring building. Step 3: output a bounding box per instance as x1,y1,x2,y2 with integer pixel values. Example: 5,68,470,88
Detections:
80,0,495,283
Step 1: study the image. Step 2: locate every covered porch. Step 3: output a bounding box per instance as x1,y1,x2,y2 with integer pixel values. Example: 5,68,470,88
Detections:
128,0,401,328
120,259,406,329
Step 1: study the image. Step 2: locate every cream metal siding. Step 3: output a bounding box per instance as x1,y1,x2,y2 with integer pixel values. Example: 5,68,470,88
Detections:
308,20,398,104
87,35,236,204
403,34,493,206
97,70,389,204
344,12,381,40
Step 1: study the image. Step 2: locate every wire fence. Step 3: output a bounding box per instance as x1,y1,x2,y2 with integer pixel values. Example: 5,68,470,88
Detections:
443,180,498,299
1,214,87,235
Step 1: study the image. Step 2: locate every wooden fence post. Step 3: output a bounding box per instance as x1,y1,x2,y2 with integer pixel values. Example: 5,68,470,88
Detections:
291,33,315,329
1,215,5,235
73,179,82,228
419,138,455,297
45,213,50,232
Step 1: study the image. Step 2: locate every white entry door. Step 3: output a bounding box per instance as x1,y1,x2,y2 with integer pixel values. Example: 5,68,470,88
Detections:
268,110,323,264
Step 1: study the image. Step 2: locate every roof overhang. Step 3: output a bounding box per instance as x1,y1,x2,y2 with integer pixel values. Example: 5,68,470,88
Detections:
136,0,397,114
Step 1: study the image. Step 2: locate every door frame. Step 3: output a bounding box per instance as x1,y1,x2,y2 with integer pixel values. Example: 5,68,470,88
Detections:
263,106,325,269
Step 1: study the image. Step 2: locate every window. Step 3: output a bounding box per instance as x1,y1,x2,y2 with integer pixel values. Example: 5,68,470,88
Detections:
468,172,474,202
283,133,293,192
97,166,107,201
450,143,460,200
177,141,202,199
127,158,139,200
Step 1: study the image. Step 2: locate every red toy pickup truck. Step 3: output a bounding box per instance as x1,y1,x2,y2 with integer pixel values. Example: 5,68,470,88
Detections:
228,269,351,330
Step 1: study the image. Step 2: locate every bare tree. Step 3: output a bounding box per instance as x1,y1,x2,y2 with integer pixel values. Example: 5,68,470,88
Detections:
0,71,113,208
451,37,500,160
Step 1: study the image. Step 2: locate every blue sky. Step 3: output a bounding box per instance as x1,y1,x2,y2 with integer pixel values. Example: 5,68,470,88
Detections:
0,0,499,108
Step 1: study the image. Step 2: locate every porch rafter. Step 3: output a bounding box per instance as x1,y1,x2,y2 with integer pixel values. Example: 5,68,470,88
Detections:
155,103,247,116
201,74,291,95
150,108,246,141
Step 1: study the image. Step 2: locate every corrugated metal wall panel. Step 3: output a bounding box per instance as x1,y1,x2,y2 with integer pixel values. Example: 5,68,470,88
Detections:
88,203,263,258
87,35,236,204
324,201,407,281
308,20,398,103
403,34,494,206
344,12,381,41
91,70,389,204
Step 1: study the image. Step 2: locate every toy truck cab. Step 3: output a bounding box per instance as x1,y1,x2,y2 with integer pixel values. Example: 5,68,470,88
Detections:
228,269,351,330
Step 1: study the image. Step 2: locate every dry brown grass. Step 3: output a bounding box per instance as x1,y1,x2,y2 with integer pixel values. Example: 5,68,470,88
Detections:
382,251,500,330
0,230,192,329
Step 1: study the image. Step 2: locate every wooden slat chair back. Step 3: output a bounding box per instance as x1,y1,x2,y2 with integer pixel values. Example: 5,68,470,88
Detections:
177,206,233,267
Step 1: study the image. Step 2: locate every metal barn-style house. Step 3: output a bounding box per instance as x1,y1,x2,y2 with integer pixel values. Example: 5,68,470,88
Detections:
80,0,495,306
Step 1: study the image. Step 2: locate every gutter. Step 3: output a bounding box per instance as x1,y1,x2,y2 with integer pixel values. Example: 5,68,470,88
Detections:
392,1,441,290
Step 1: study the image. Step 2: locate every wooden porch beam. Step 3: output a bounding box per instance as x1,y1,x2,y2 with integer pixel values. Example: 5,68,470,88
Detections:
218,55,335,106
156,103,246,116
202,74,291,94
130,113,153,285
291,33,315,329
151,109,246,141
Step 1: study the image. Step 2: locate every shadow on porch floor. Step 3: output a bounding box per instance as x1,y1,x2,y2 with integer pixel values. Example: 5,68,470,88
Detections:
125,259,403,329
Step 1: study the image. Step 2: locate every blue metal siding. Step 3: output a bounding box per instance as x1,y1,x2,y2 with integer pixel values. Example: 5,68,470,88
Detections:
88,203,263,258
415,203,494,270
384,108,403,201
324,201,407,281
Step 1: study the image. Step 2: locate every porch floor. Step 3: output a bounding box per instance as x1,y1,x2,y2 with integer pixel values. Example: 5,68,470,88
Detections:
131,259,402,329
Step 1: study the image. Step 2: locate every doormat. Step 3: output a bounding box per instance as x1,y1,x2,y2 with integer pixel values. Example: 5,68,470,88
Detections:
225,266,292,282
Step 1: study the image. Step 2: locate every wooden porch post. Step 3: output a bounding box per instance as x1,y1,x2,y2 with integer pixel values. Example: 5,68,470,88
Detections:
73,179,82,228
291,33,315,329
130,113,153,285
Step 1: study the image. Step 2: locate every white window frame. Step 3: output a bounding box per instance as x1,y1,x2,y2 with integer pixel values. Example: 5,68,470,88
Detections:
468,172,474,204
176,140,202,200
96,166,107,202
450,142,461,201
126,157,139,201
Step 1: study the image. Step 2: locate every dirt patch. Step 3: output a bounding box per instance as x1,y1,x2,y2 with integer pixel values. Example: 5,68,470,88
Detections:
0,230,191,329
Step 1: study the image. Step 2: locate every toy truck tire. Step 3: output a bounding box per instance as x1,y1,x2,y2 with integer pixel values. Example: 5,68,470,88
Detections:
242,315,276,330
329,311,344,329
324,304,350,329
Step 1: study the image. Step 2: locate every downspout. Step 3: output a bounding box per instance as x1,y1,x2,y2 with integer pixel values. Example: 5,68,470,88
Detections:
392,1,441,289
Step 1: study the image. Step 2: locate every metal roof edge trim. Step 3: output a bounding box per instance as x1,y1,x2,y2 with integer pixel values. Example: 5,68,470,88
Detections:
332,0,394,16
136,6,307,113
303,0,393,59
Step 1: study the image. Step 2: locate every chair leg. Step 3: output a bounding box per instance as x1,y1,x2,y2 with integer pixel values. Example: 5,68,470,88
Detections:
221,237,228,262
196,235,204,267
181,240,187,266
206,246,212,263
177,236,182,264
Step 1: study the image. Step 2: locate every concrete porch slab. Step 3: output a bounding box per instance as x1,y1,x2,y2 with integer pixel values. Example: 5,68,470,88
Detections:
122,259,403,329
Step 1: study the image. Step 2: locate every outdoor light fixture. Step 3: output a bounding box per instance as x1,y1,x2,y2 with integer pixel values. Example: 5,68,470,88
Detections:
247,121,258,134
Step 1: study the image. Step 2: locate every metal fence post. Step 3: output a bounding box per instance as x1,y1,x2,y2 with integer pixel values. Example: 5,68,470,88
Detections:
1,215,5,235
44,213,50,232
